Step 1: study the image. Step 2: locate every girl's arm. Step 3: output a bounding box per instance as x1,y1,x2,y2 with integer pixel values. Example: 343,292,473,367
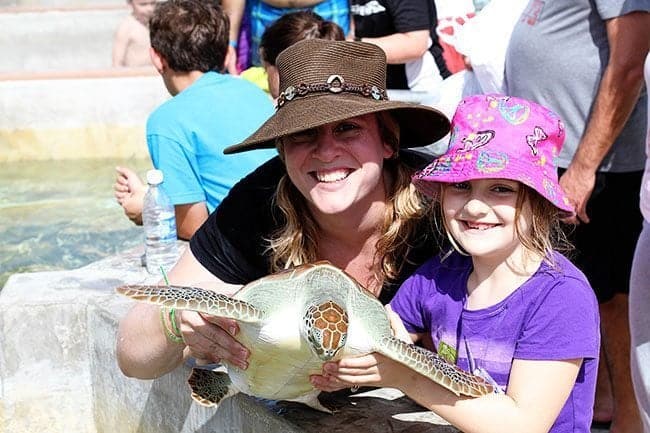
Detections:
115,247,247,379
318,355,581,433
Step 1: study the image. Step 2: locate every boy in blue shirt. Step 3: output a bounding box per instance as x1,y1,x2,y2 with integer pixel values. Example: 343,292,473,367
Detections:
114,0,275,239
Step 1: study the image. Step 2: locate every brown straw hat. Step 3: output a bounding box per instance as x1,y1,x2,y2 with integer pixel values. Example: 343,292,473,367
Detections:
223,39,450,154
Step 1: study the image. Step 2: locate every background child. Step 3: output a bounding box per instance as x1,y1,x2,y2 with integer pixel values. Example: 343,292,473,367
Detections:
112,0,157,67
313,94,600,433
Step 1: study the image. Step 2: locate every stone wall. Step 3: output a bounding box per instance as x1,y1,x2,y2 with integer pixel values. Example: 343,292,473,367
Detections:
0,247,456,432
0,73,168,161
0,8,126,73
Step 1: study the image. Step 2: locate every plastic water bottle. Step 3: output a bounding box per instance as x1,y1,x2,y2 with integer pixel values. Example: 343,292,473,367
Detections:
142,169,179,275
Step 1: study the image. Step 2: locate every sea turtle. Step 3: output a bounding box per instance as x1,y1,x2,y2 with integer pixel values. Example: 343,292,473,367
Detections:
116,261,494,412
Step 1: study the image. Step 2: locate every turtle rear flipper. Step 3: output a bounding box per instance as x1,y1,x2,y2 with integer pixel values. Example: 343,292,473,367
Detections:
188,368,239,407
116,285,265,322
377,336,494,397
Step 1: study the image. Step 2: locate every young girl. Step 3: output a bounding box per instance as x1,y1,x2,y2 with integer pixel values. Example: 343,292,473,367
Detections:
312,94,600,433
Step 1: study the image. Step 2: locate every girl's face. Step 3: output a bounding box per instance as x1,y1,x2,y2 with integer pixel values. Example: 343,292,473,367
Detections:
281,114,394,218
442,178,531,262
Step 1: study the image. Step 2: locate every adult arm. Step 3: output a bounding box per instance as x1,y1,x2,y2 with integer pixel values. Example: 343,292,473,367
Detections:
115,247,247,379
321,355,581,433
175,202,209,241
560,11,650,223
222,0,245,74
355,30,431,64
115,158,284,379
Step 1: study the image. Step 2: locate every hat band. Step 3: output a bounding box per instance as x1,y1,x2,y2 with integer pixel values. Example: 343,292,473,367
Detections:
276,74,388,109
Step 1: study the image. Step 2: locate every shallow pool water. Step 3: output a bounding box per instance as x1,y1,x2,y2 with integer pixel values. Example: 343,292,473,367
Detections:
0,158,152,288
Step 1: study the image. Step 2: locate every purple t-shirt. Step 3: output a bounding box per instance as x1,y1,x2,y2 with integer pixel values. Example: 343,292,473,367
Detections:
391,251,600,433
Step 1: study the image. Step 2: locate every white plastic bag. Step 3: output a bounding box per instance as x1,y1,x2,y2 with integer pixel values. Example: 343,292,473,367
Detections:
453,0,528,93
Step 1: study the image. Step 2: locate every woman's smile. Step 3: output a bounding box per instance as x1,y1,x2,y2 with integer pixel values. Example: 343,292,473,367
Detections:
311,167,353,183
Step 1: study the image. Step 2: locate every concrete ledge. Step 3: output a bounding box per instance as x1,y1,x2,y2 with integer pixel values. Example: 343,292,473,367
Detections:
0,73,168,161
0,7,129,72
0,246,457,432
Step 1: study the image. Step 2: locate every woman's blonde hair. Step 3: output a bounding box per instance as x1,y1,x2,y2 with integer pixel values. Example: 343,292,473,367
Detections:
437,183,572,264
267,112,431,287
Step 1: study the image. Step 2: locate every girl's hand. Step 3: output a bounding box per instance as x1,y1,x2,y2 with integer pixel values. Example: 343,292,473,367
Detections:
177,311,250,370
385,304,412,343
311,352,412,392
310,306,416,392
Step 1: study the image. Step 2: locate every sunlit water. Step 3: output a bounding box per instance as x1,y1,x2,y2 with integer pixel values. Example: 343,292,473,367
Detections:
0,158,152,288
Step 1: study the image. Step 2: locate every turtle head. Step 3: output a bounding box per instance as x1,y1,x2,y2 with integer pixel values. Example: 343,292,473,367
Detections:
302,301,349,361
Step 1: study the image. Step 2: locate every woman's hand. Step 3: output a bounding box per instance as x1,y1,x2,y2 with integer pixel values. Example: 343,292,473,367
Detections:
177,310,250,370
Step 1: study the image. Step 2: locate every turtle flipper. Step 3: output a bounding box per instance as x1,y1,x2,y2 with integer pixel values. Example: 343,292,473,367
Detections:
187,368,238,407
377,336,494,397
116,285,265,322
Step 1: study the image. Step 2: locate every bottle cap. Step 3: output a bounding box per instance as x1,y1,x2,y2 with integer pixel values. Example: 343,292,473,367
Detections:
146,169,164,185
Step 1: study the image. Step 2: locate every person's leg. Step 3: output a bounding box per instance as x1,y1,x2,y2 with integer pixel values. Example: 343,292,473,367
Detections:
593,350,614,424
630,219,650,433
600,293,640,433
566,170,643,433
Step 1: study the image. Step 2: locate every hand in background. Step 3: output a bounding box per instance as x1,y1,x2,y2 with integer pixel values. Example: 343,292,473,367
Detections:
114,166,148,225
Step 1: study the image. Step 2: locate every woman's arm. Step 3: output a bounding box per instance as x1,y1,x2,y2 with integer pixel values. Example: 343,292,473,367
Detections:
115,247,248,378
319,355,581,433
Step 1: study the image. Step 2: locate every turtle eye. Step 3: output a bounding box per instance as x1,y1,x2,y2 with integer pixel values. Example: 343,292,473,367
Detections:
303,302,349,361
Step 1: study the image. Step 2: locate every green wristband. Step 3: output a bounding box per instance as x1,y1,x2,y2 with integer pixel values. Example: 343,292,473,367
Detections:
160,307,183,344
169,308,182,337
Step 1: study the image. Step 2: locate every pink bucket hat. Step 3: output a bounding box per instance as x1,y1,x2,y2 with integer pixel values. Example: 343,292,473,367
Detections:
412,94,574,216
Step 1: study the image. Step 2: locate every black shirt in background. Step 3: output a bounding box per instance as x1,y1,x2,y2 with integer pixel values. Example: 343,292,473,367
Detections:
350,0,451,90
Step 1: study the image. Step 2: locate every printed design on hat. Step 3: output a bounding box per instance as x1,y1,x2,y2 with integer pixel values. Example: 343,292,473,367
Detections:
477,151,508,174
557,119,565,139
543,178,558,202
431,157,454,175
459,130,495,152
449,125,460,147
526,126,548,156
417,158,451,177
493,97,530,125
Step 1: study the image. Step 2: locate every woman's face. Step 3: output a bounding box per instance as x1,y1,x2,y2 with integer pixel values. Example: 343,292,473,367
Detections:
281,114,394,218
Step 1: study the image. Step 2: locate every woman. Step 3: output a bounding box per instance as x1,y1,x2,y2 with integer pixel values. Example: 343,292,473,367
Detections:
116,39,450,379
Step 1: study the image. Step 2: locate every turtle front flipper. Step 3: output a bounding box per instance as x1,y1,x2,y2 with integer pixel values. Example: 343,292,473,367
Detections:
377,336,494,397
188,368,238,407
116,285,265,322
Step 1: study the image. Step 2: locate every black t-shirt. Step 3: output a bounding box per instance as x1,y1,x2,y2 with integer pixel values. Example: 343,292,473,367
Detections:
190,151,440,304
350,0,450,89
